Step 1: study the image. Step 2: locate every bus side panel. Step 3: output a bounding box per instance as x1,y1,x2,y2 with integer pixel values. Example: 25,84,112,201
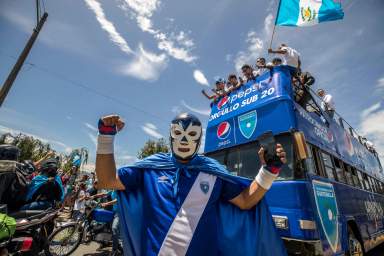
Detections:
266,181,319,240
309,175,384,254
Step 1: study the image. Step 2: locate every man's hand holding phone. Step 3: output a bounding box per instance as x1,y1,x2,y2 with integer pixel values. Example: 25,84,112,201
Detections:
255,132,287,190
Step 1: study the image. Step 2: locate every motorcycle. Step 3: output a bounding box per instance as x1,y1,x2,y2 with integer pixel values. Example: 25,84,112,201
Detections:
47,200,122,256
0,207,59,256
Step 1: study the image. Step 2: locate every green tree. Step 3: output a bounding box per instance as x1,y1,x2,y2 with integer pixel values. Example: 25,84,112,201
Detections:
0,133,52,161
61,147,89,173
0,132,89,174
137,138,169,159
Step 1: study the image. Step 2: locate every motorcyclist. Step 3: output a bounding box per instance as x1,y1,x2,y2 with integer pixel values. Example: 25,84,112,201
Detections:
21,158,64,210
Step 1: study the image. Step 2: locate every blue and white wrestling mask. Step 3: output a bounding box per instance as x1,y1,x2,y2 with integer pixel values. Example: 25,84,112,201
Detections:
170,113,202,162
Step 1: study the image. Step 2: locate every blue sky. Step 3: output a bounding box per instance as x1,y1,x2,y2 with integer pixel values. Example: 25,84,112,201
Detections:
1,0,383,169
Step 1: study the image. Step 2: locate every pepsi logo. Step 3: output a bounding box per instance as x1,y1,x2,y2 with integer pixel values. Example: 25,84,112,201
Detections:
327,130,334,142
217,96,229,110
217,121,231,139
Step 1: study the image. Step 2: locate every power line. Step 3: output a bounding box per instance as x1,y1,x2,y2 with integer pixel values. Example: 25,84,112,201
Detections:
0,51,169,124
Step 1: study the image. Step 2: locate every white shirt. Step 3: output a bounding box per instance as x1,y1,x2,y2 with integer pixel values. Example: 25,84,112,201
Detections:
73,190,89,212
366,140,374,150
280,46,300,68
321,94,335,111
253,68,268,77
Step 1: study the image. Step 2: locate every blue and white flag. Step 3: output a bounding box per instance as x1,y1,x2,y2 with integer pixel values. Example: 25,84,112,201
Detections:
276,0,344,27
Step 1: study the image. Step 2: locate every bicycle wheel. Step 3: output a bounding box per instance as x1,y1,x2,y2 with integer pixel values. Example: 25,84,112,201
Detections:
47,223,83,256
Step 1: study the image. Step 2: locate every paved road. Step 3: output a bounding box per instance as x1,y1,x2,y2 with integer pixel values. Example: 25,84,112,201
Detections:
71,242,111,256
68,242,384,256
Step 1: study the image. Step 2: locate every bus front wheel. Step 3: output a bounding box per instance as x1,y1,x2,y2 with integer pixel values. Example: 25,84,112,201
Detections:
347,228,364,256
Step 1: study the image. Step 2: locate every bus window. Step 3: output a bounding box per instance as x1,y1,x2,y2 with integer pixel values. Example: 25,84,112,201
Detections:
369,177,377,193
275,135,294,180
379,181,384,194
321,152,336,180
237,143,262,179
207,150,226,166
334,159,346,184
362,173,371,191
350,168,361,189
226,147,241,176
343,164,354,186
378,181,384,194
357,171,366,190
305,144,317,175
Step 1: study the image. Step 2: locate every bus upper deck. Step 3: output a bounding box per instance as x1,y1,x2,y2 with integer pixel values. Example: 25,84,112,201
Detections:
204,66,383,182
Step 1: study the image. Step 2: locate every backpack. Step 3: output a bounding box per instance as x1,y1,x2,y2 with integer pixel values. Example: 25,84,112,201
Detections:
0,213,16,241
0,160,29,210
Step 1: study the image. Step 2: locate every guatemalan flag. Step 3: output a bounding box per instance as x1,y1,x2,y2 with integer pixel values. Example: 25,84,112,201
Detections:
276,0,344,26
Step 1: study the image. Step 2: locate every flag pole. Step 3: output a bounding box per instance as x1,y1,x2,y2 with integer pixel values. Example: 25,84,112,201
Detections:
268,0,282,50
269,25,276,49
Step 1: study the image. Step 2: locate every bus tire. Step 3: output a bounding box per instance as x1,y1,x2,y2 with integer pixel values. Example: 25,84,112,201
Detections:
347,227,364,256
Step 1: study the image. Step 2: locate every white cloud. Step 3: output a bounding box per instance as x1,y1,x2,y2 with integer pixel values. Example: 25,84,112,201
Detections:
361,102,381,119
171,106,182,115
193,70,209,86
234,13,273,71
118,0,197,63
141,123,163,139
225,54,232,62
84,0,134,55
118,43,168,81
181,100,211,116
84,122,98,132
145,123,157,130
359,102,384,163
156,32,197,62
86,132,97,147
377,77,384,89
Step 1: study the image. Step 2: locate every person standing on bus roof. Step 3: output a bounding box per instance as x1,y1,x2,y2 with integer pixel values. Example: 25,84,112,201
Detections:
95,113,288,255
241,64,257,83
201,77,227,101
268,44,301,76
227,74,243,92
253,58,269,77
317,89,335,118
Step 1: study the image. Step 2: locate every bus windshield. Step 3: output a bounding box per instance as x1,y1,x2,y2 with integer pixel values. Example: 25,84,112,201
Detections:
206,134,294,180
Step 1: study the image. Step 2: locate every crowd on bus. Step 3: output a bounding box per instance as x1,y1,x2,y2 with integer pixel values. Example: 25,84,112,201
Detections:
201,43,377,154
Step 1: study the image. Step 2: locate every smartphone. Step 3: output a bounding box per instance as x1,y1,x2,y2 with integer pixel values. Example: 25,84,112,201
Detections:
257,131,283,167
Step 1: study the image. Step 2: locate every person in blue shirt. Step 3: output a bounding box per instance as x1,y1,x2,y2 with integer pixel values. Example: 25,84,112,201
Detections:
95,113,287,256
21,158,64,210
101,190,120,252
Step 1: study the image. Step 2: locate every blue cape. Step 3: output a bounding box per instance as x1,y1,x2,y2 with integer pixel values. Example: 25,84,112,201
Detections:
26,175,64,202
117,153,287,256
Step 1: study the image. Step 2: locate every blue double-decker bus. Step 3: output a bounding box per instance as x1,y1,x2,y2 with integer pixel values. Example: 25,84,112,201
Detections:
204,66,384,255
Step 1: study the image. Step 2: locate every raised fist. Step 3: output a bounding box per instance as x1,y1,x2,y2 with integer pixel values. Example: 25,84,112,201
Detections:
98,115,125,135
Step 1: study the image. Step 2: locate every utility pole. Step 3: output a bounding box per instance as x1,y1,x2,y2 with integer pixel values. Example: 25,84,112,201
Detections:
0,9,48,107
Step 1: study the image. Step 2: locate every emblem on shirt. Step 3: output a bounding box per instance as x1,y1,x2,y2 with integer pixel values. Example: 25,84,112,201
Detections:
238,110,257,139
158,175,170,183
200,181,210,194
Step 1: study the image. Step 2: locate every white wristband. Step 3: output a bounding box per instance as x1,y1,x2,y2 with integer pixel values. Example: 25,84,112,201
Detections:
255,166,278,190
96,135,115,154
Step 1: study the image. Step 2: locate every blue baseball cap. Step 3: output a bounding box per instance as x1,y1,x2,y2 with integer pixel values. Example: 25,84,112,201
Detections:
214,76,225,84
